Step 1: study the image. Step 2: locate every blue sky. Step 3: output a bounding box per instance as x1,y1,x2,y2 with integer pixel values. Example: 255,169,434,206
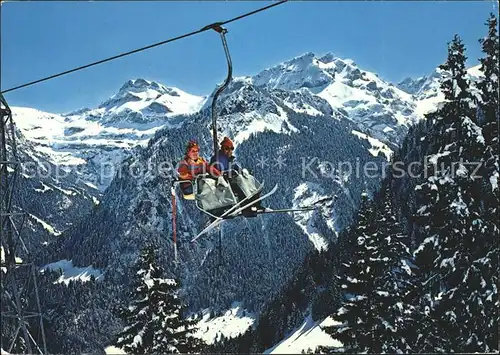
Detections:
1,1,497,114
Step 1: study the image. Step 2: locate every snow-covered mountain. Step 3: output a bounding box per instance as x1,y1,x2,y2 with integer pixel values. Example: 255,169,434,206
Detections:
13,79,205,191
251,52,421,147
13,55,484,199
13,55,422,195
71,78,206,125
397,64,483,117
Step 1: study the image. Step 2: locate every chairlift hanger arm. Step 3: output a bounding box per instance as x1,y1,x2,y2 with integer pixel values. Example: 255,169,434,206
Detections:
201,22,226,34
210,25,233,156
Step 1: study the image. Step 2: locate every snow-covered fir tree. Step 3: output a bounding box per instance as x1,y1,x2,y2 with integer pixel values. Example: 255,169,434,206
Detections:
114,244,202,354
438,34,478,126
478,13,499,143
413,33,497,352
409,229,447,352
369,184,414,353
473,13,499,351
478,12,499,244
321,193,378,353
114,245,159,354
152,277,203,354
323,188,415,353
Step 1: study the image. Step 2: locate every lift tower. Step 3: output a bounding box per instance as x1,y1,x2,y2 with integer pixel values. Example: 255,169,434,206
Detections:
0,94,47,354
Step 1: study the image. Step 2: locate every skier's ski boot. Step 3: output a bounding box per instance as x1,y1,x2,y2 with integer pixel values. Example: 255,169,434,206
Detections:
253,202,266,213
241,208,258,218
241,203,265,217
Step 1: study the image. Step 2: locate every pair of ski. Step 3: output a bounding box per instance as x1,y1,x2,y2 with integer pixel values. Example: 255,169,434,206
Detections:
191,183,278,243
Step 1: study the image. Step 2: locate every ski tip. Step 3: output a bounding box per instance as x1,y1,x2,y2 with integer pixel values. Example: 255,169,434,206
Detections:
268,184,279,194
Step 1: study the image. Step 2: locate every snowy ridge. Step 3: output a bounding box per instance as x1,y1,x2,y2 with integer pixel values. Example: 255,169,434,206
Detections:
198,75,353,156
226,103,299,146
27,212,62,236
351,129,393,161
252,52,420,146
12,80,204,191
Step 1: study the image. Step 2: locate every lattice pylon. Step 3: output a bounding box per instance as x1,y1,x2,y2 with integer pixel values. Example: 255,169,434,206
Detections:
1,94,47,354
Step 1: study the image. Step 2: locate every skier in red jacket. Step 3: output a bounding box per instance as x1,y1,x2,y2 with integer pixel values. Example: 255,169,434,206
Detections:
177,140,221,198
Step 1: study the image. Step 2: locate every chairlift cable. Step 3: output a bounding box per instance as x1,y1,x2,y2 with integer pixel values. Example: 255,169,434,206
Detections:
1,0,288,95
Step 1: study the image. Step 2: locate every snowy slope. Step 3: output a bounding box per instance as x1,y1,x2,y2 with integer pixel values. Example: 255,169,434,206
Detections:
292,183,336,252
102,302,255,355
264,315,342,354
351,129,393,160
104,346,126,355
252,52,420,147
41,259,104,285
192,302,256,345
101,298,343,354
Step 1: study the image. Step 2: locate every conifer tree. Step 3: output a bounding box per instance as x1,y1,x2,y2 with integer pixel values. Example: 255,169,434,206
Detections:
114,244,203,354
409,234,446,352
323,188,416,353
322,193,378,352
152,277,204,354
438,34,478,127
478,13,499,144
468,13,500,351
478,12,499,251
413,34,494,352
114,245,159,354
369,186,414,353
